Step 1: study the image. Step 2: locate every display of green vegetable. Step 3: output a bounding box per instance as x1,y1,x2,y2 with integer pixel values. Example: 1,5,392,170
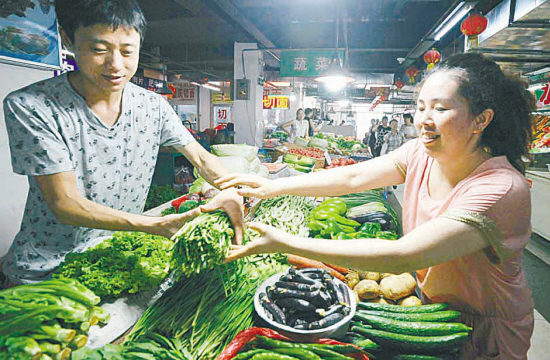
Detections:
170,211,235,278
144,184,184,211
128,258,286,360
54,232,173,297
0,278,107,360
250,195,314,238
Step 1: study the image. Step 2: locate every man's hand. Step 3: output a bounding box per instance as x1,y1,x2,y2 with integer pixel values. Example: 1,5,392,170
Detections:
225,222,291,262
199,188,244,244
215,174,278,199
151,208,202,239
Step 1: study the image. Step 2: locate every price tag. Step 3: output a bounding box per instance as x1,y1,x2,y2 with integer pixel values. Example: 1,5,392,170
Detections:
324,150,331,165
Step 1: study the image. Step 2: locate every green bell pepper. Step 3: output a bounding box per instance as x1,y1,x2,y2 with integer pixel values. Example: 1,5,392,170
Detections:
320,220,356,238
313,211,361,228
316,199,347,215
359,222,382,235
308,219,328,232
332,232,355,240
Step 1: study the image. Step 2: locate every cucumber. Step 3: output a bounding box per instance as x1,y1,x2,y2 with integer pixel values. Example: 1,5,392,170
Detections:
357,302,449,313
391,354,458,360
350,327,469,354
356,310,461,322
355,314,471,336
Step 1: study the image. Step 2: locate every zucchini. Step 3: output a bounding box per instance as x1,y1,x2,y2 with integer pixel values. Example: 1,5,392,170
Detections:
357,302,449,313
351,327,469,353
356,314,471,336
356,310,462,322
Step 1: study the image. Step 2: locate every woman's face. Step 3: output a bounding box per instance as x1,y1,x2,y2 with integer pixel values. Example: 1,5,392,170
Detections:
415,71,479,159
297,110,305,120
390,121,398,130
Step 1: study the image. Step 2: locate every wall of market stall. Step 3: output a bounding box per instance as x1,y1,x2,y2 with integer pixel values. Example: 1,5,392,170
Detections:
0,63,53,257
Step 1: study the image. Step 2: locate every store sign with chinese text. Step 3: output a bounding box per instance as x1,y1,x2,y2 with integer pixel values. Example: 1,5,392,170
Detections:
211,93,232,104
174,86,196,101
263,95,290,109
214,106,232,125
535,83,550,108
280,50,345,77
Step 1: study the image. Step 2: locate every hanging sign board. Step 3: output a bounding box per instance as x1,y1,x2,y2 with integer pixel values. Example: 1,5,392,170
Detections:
214,106,232,125
280,50,345,77
263,95,290,109
211,93,232,104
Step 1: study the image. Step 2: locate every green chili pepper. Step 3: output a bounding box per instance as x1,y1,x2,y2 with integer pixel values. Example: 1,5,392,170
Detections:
234,349,268,360
250,351,299,360
273,348,321,360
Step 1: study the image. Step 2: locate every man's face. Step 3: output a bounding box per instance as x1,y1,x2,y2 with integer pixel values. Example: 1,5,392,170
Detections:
69,24,140,94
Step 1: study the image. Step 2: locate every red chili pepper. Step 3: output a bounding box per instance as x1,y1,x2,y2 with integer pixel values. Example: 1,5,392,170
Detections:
170,195,187,213
217,327,289,360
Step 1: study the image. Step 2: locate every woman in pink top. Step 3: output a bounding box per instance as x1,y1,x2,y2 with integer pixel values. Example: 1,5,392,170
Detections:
218,53,535,359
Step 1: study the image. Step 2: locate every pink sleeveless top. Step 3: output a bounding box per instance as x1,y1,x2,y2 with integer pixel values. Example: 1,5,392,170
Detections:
394,139,534,359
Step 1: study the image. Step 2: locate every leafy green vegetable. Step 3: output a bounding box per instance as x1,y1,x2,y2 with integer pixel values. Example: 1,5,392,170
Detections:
144,184,184,211
54,232,173,297
128,258,285,359
170,211,234,278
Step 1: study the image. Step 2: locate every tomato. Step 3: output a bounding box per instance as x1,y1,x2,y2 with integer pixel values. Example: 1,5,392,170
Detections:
347,158,356,165
339,158,347,166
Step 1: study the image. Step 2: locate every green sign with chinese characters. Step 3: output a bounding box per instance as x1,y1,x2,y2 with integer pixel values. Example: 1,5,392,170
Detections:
280,50,346,77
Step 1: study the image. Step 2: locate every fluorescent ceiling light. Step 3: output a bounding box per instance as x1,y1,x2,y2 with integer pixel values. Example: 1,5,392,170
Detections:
338,100,350,108
289,93,297,101
433,1,476,41
202,83,221,91
267,81,291,87
528,84,545,92
524,66,550,76
190,81,200,86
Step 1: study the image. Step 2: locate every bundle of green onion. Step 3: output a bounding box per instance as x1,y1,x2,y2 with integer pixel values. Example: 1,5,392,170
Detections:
128,258,285,360
0,278,109,360
170,211,235,278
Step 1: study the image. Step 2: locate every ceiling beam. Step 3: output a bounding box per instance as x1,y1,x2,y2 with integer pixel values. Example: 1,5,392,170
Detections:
207,0,276,49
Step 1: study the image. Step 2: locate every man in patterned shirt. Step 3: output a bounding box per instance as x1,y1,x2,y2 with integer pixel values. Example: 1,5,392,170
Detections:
2,0,243,284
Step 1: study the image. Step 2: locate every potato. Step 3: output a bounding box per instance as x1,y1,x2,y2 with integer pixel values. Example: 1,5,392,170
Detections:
379,273,395,280
397,295,422,307
346,272,360,289
368,297,395,305
379,273,416,301
358,271,380,282
355,280,380,300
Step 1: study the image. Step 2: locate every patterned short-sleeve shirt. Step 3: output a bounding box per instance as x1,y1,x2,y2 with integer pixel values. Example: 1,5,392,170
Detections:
3,73,194,283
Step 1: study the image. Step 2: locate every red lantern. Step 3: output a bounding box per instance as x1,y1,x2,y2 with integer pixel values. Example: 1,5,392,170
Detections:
405,66,419,85
460,13,488,49
394,79,405,93
423,49,441,71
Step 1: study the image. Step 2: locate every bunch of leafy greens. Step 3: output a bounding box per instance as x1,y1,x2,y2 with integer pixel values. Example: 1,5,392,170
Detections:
144,184,183,211
54,232,173,297
170,211,235,279
0,278,109,359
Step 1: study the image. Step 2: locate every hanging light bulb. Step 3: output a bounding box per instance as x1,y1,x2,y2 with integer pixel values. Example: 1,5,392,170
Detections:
315,52,355,92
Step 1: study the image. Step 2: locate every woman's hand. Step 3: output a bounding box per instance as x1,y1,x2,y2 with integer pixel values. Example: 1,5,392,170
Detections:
215,173,279,199
200,187,244,244
225,222,291,262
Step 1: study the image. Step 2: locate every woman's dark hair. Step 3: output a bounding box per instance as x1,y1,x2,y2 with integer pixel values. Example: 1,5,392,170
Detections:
55,0,147,43
424,52,535,174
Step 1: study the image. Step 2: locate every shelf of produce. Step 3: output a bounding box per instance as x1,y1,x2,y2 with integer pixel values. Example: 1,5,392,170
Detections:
526,170,550,242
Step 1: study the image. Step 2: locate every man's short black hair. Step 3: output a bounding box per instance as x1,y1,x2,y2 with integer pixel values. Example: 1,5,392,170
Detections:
55,0,147,43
